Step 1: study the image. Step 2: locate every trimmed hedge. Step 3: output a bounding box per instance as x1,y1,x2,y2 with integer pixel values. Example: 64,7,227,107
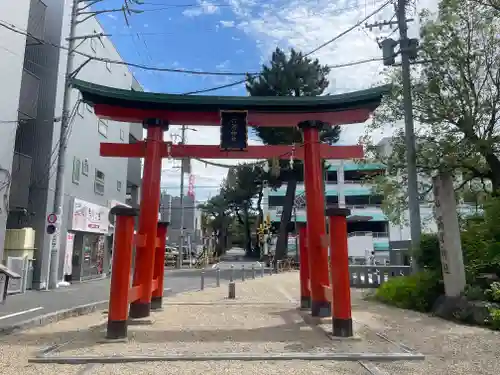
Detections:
374,270,444,312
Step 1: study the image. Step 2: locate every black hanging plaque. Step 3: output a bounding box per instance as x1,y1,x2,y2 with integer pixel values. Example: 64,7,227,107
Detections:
220,110,248,151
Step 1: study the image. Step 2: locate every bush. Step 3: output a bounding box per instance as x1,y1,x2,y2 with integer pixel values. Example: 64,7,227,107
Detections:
375,270,443,312
414,233,442,272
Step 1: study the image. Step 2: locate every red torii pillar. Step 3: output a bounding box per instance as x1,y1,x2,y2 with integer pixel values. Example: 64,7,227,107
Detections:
327,207,353,337
299,120,330,317
129,118,167,319
151,221,169,310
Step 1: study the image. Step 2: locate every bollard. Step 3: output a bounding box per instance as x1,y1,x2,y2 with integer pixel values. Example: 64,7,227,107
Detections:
241,265,245,281
230,264,234,282
261,264,265,278
228,281,236,299
251,264,256,279
200,270,205,290
277,260,281,273
216,267,220,287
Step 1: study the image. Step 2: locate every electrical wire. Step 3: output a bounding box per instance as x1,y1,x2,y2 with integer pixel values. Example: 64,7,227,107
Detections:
181,0,394,94
0,0,392,80
0,20,256,77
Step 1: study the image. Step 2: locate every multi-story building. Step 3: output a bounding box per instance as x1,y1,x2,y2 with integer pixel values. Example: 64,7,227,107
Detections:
0,0,35,267
159,193,202,247
0,0,142,289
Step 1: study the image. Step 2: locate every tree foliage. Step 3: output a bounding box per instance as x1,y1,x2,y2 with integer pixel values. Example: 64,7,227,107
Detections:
246,47,340,261
363,0,500,223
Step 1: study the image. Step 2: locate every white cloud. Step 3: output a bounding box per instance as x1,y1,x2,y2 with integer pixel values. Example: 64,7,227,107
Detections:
183,0,219,17
157,0,441,200
220,20,236,27
215,60,231,70
158,126,262,201
107,14,117,20
225,0,440,145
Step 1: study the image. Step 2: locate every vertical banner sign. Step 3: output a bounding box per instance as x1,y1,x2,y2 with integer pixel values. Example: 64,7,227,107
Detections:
188,174,195,198
220,110,248,151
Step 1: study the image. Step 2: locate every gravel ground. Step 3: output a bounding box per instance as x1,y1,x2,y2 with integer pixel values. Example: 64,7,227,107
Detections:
1,272,498,374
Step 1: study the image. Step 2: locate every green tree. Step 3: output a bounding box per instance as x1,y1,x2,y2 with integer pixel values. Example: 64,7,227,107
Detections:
198,192,232,256
223,164,262,255
362,0,500,223
246,47,341,262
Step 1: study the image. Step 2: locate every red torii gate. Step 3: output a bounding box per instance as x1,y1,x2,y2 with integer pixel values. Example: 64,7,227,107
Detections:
72,79,388,340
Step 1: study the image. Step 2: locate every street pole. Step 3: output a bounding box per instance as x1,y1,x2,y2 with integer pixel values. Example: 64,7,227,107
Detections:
397,0,421,271
177,125,186,269
262,162,269,258
48,0,79,289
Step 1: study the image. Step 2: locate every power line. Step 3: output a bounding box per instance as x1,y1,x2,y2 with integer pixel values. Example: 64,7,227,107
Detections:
110,1,387,37
181,0,393,95
0,1,391,80
0,20,256,77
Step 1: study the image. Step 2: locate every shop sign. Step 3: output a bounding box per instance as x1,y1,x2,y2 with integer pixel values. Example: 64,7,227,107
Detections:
70,198,110,234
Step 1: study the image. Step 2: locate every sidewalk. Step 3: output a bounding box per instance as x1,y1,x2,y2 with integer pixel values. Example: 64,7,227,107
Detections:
0,266,261,333
0,272,499,375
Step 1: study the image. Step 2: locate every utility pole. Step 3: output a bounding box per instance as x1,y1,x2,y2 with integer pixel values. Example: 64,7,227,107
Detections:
48,0,79,290
177,125,186,269
368,0,421,271
397,0,421,271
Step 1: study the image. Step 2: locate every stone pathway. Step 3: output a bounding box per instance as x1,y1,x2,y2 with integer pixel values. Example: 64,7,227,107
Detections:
0,272,498,374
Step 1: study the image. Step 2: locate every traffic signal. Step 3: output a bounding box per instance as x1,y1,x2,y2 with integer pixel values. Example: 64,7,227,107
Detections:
46,224,56,234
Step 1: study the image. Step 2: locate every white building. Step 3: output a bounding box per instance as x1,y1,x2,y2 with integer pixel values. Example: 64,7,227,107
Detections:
0,0,142,289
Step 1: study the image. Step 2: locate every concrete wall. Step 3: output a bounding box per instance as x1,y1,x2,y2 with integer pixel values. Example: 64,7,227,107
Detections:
0,0,31,262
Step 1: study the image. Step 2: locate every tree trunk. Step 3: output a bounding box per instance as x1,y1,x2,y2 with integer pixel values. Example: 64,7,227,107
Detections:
244,206,252,256
274,177,297,265
255,188,263,255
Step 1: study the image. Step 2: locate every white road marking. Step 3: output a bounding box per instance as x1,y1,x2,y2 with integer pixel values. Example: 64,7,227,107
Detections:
0,306,44,321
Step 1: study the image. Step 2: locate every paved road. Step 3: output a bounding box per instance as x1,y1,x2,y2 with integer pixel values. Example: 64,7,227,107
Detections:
0,248,268,330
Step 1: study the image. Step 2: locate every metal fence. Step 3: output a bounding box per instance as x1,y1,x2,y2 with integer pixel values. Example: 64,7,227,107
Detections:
348,265,411,288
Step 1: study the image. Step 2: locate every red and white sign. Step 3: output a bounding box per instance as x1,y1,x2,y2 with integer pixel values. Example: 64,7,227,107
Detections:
47,213,57,224
187,174,195,198
63,233,74,276
70,198,110,234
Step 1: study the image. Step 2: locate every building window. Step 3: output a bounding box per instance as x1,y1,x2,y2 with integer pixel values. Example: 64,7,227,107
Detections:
94,169,105,195
117,180,122,191
120,128,125,141
72,157,81,184
98,119,108,137
82,158,89,176
106,61,112,72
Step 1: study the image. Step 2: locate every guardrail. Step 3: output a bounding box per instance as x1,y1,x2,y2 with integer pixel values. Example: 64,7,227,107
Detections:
347,231,389,238
348,265,411,288
198,262,275,292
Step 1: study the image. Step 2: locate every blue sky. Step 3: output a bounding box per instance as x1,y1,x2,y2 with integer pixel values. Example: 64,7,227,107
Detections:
90,0,437,200
96,0,262,95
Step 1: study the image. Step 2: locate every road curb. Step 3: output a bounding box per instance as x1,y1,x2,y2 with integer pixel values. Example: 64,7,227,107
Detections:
0,300,108,336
